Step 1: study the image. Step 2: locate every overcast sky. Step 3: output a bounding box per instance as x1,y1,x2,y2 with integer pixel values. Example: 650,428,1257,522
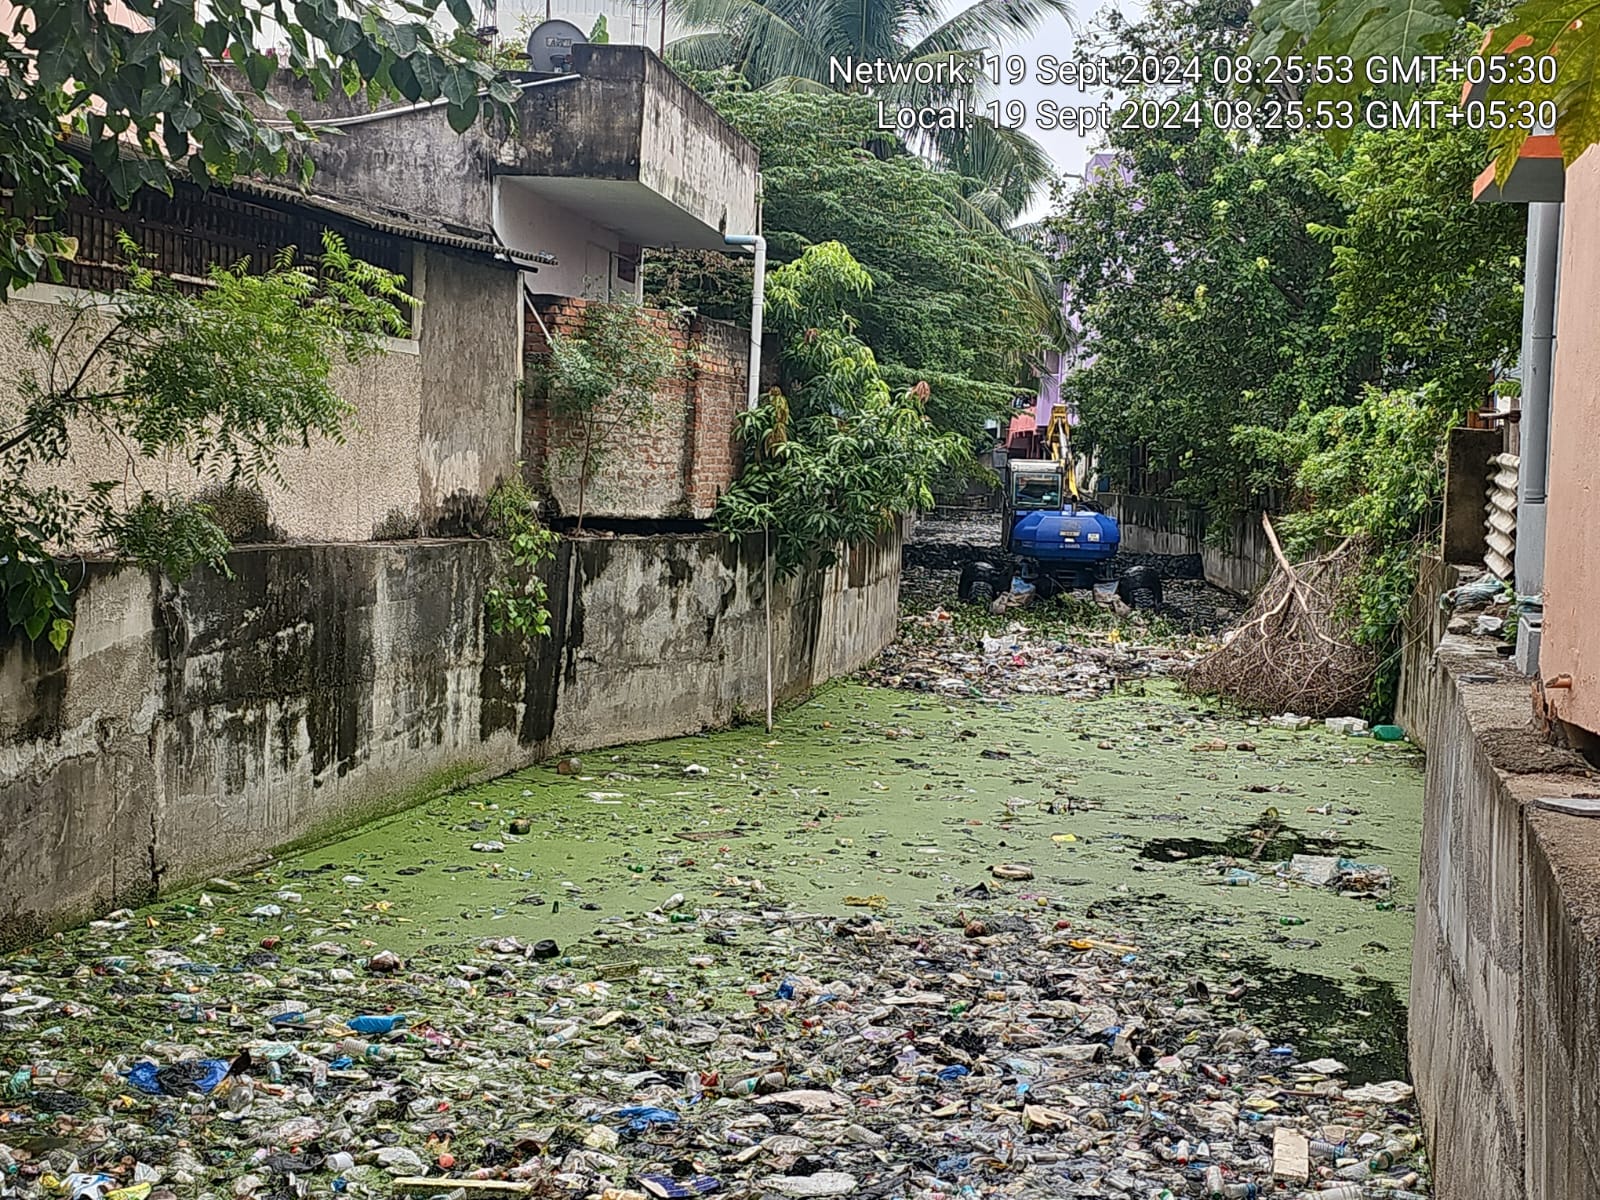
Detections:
994,0,1146,221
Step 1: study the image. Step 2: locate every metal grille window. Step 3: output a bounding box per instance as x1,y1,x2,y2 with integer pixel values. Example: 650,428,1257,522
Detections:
47,176,414,330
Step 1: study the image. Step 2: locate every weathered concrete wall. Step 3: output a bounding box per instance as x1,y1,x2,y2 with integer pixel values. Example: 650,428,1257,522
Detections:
1,248,520,544
1540,147,1600,737
1394,553,1466,750
0,527,899,948
1408,636,1600,1200
637,49,762,240
1103,493,1274,596
416,248,525,533
303,103,504,242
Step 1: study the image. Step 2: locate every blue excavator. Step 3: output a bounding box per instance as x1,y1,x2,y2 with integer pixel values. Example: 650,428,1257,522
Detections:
958,405,1161,608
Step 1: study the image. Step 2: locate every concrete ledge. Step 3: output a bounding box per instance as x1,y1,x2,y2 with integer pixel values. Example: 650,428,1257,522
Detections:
1102,493,1273,596
1409,635,1600,1200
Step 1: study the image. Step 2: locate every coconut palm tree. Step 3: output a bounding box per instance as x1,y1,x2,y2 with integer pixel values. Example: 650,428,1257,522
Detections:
667,0,1072,222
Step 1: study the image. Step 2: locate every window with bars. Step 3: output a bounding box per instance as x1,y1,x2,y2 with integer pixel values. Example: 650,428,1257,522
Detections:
38,174,415,332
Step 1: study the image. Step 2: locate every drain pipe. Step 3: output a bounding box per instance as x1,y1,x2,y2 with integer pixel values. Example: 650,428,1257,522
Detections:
723,234,767,412
1514,201,1562,676
724,233,772,729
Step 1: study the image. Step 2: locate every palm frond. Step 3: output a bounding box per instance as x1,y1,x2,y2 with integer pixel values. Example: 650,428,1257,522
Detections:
665,29,741,69
905,0,1075,60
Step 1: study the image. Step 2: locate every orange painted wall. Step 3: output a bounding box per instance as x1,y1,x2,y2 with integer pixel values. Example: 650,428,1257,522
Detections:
1541,148,1600,735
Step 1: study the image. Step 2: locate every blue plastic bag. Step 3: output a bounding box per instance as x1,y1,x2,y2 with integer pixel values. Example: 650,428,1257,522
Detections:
126,1058,231,1096
346,1013,407,1034
609,1105,679,1132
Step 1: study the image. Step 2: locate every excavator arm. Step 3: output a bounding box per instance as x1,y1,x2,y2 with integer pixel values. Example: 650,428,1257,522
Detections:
1044,404,1080,501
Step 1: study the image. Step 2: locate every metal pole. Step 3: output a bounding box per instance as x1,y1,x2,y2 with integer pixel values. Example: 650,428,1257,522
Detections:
764,525,773,732
659,0,666,57
1514,201,1562,676
722,233,766,410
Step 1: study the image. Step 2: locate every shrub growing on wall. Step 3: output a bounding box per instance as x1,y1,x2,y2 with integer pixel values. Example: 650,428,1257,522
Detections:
0,230,413,650
528,301,685,531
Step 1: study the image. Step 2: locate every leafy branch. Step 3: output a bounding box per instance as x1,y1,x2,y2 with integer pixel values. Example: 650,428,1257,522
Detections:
0,0,518,298
529,301,685,531
483,469,558,641
1,230,414,648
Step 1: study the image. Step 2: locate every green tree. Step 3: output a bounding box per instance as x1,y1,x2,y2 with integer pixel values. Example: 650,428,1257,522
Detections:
715,242,968,570
1051,132,1367,521
1247,0,1591,176
0,0,516,298
666,0,1071,221
1,231,413,648
529,301,684,530
1310,80,1525,412
647,87,1052,445
1048,0,1525,715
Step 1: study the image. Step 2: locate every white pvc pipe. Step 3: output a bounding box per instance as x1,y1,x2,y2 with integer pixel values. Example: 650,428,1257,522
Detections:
724,232,771,728
723,233,766,410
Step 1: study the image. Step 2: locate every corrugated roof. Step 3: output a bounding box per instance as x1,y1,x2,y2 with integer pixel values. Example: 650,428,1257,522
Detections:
58,132,560,269
224,176,558,267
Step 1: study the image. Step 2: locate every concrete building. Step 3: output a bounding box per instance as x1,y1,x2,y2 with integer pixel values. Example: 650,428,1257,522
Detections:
286,43,760,303
1402,125,1600,1200
1,166,528,543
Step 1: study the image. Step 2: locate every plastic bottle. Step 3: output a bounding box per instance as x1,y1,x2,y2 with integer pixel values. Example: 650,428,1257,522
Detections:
1202,1165,1225,1195
1302,1185,1365,1200
340,1038,395,1063
1278,916,1308,926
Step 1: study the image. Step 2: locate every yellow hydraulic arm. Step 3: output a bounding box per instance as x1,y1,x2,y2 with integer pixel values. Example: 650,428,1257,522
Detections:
1044,403,1080,501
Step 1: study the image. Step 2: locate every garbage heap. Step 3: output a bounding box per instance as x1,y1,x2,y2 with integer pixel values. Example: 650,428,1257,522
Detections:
0,890,1427,1200
865,611,1208,701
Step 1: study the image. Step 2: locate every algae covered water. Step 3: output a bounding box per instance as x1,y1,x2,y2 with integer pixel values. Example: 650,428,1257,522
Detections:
264,679,1422,1074
0,675,1431,1199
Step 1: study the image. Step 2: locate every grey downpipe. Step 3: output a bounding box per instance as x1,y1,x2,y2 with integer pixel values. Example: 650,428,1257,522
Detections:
1514,202,1561,675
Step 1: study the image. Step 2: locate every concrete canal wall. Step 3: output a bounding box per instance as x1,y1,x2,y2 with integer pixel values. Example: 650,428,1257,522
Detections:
1102,493,1274,597
1406,635,1600,1200
0,528,900,949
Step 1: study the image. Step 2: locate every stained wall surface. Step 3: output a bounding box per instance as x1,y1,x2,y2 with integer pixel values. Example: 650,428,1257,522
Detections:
0,528,901,948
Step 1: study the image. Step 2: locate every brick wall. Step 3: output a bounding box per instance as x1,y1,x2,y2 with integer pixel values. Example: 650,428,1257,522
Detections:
523,296,744,522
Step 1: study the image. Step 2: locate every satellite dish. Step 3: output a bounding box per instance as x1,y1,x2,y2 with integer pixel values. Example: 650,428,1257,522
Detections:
525,19,586,72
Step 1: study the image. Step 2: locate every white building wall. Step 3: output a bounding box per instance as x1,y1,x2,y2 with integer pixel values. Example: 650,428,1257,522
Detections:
492,178,641,300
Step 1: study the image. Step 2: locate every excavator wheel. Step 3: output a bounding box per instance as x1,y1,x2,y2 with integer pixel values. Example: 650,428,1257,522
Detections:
1116,564,1164,611
959,561,997,605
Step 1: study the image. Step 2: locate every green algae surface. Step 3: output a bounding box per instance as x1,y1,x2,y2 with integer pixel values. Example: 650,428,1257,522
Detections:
12,679,1423,1080
229,681,1423,1066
